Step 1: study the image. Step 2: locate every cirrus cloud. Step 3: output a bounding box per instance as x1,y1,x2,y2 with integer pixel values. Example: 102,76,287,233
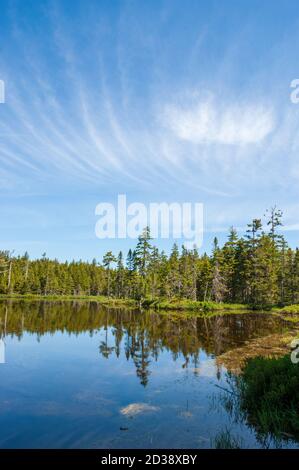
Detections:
163,95,275,145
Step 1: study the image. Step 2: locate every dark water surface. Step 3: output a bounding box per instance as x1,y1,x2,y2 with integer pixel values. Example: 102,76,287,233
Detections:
0,300,297,449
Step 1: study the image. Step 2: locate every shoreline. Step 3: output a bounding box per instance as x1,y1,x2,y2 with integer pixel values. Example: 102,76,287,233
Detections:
0,294,299,322
0,294,251,311
0,294,138,309
1,294,298,317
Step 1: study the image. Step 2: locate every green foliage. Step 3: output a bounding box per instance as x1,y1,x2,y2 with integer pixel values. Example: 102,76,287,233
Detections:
234,355,299,440
1,209,298,309
142,298,248,313
212,428,243,449
275,304,299,314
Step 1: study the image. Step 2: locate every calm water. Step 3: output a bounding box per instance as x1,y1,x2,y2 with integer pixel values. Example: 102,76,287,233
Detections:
0,300,297,449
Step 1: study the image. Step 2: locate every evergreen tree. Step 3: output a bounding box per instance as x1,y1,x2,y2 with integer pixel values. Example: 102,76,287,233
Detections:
134,226,152,277
102,251,117,297
1,208,298,309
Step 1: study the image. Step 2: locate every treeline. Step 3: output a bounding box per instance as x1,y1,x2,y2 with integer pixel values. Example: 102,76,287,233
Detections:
0,208,299,308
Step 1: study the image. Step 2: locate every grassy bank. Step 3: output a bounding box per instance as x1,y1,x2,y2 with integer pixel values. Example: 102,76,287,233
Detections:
274,305,299,314
217,332,298,374
0,294,250,312
232,354,299,443
140,298,251,313
0,293,137,308
271,305,299,324
1,294,299,318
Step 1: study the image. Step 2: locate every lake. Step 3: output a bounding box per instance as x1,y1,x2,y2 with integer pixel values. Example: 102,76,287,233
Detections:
0,300,298,449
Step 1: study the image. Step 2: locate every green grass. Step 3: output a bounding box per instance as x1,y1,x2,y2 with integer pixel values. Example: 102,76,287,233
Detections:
141,298,250,313
234,354,299,441
212,428,243,449
2,293,299,317
271,304,299,323
0,293,137,308
2,293,287,317
0,294,251,313
273,304,299,315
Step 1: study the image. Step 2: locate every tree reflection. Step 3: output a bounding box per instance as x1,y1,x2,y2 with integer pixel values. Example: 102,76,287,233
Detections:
0,300,290,387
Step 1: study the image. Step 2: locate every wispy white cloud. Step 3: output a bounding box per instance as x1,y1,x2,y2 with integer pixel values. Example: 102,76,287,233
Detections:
162,95,275,145
0,0,298,215
1,0,299,261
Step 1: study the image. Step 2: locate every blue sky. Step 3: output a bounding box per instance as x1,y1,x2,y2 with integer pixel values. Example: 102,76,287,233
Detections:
1,0,299,261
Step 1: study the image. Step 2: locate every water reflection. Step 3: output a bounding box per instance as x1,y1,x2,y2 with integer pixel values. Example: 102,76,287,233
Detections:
0,300,292,388
0,300,298,449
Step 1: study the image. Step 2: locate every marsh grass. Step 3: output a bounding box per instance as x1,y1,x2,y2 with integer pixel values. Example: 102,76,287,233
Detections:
232,355,299,442
0,295,252,315
212,427,243,449
274,305,299,315
141,298,250,313
0,294,137,308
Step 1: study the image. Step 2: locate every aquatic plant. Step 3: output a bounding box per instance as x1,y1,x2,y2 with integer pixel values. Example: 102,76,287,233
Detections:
233,355,299,442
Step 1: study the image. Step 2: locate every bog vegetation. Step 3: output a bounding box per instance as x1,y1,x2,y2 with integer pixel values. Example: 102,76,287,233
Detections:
1,207,299,308
228,355,299,443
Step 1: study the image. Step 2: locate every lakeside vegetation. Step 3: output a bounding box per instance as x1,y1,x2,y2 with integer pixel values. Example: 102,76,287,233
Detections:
0,293,138,308
216,331,299,374
226,355,299,445
2,294,299,319
274,304,299,314
0,293,252,313
0,207,299,312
